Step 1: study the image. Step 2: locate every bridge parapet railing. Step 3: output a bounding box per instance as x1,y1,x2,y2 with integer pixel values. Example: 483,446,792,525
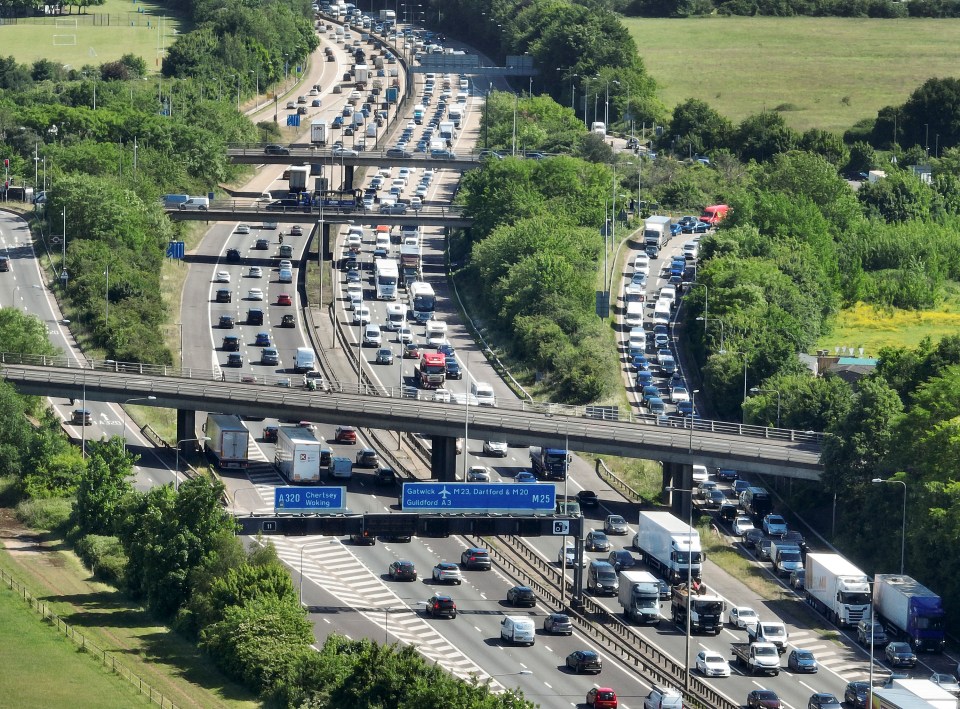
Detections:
0,352,824,446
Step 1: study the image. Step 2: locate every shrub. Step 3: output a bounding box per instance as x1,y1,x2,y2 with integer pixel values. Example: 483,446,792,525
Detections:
75,534,127,586
15,497,73,531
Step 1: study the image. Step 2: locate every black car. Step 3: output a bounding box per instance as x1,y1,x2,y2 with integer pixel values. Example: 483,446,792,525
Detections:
426,594,456,618
885,641,917,668
843,682,869,709
226,353,243,367
717,468,738,481
215,288,232,303
543,613,573,635
264,144,290,155
255,238,269,250
280,314,295,327
221,335,240,351
71,408,93,426
349,530,376,545
247,308,264,326
744,528,765,549
506,586,536,607
607,550,637,572
719,502,739,523
577,490,599,508
807,693,841,709
388,559,416,581
375,466,398,486
226,248,241,261
565,650,602,674
445,357,462,379
460,547,491,570
262,425,279,442
218,314,235,328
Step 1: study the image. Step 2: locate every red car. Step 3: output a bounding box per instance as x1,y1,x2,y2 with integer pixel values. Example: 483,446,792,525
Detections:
334,426,357,444
586,688,618,709
276,293,292,306
748,690,782,709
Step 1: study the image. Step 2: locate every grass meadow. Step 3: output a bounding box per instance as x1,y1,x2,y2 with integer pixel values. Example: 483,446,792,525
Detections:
0,0,182,70
626,16,960,134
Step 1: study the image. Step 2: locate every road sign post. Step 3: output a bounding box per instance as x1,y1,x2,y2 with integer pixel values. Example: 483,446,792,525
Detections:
274,486,346,514
401,482,556,515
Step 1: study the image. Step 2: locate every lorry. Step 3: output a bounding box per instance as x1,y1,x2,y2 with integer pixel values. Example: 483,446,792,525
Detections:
288,165,310,193
439,121,455,142
447,104,463,128
310,118,328,146
400,241,421,273
770,540,803,577
202,414,250,469
275,426,323,484
883,680,958,709
529,447,571,481
633,510,703,583
618,570,661,625
746,620,789,653
643,215,672,251
671,584,725,634
354,64,369,87
804,553,872,628
731,642,781,676
874,574,946,652
379,8,395,21
414,352,446,388
413,104,425,124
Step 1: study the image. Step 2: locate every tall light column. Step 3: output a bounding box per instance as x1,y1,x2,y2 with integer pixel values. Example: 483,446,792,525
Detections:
872,478,907,574
121,396,156,452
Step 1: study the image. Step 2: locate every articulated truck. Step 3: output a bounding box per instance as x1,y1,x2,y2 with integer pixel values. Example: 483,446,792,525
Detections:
874,575,946,652
804,553,872,628
617,570,661,625
632,510,703,583
671,584,725,634
275,426,323,484
529,447,570,481
203,414,250,469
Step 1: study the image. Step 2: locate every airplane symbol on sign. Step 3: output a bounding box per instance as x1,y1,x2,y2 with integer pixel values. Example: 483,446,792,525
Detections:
439,487,451,499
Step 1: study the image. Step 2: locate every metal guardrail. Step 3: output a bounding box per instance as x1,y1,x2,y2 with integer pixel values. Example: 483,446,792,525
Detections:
163,198,468,219
226,143,484,165
0,352,824,447
597,458,644,504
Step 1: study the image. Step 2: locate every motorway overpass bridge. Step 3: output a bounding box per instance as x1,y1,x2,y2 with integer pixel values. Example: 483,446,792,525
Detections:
2,355,824,488
226,144,482,171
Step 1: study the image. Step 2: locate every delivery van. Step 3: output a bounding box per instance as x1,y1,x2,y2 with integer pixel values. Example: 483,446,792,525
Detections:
295,347,316,372
178,196,209,211
591,121,606,135
624,301,644,328
500,616,535,645
471,381,496,407
330,456,353,479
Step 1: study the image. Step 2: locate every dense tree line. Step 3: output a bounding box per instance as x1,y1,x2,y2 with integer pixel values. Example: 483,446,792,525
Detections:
621,0,960,17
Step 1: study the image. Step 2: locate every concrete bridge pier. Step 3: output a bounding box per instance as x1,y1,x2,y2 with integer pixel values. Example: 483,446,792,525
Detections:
176,409,197,455
663,461,694,522
344,164,355,191
430,435,458,482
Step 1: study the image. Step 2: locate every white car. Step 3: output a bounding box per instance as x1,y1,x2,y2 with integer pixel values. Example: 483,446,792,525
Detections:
234,224,251,234
557,543,586,568
352,305,371,324
333,146,359,157
762,514,788,536
431,562,462,584
432,388,452,403
466,465,491,483
695,650,731,677
670,386,690,403
214,270,231,283
278,259,293,271
247,266,263,278
397,326,413,343
346,234,362,250
247,288,264,301
729,606,759,629
732,516,755,537
483,440,508,457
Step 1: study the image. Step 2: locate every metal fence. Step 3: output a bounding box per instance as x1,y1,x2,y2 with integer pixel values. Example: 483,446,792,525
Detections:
0,13,162,27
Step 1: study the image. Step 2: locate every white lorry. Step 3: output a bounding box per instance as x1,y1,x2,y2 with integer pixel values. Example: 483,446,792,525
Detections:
873,683,957,709
632,510,703,583
202,414,250,469
804,553,871,628
288,165,310,193
311,118,328,146
275,426,323,484
643,215,672,251
617,570,661,625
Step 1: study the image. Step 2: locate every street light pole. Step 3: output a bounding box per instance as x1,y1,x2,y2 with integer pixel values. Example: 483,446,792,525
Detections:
667,485,696,693
690,283,708,336
687,390,700,453
749,387,781,428
175,436,209,491
121,396,156,452
872,478,907,574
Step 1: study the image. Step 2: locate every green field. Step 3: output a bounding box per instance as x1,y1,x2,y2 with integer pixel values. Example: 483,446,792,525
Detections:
0,585,149,708
626,16,960,133
0,0,182,70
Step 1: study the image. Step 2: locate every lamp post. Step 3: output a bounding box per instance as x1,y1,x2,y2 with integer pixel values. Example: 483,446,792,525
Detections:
872,478,907,574
687,390,700,453
749,387,781,428
665,485,697,693
689,283,708,336
695,316,724,353
234,73,241,111
249,69,259,108
175,436,210,491
121,396,156,452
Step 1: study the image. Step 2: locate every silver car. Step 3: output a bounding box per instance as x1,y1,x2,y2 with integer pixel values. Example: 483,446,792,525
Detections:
431,562,462,585
483,440,508,457
466,466,491,483
604,514,629,535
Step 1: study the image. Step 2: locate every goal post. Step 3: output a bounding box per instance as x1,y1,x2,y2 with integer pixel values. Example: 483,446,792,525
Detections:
54,18,78,27
52,34,77,46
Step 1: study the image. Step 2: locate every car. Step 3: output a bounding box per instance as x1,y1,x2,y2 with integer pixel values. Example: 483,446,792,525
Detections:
558,543,578,567
278,259,293,270
290,225,303,236
246,308,263,326
225,248,241,262
515,471,537,484
930,673,960,696
588,687,618,709
844,682,870,709
703,489,725,509
333,146,359,157
276,293,292,306
642,686,681,709
585,530,611,552
696,650,731,677
460,547,491,569
432,389,452,403
218,314,235,328
437,342,455,357
482,440,508,457
807,693,841,709
543,612,573,635
221,335,240,351
349,530,376,545
234,224,251,235
262,425,278,442
403,341,421,359
265,144,290,155
375,347,394,364
353,305,371,324
604,515,629,535
345,268,362,284
717,468,739,481
386,147,413,158
733,479,751,495
332,115,344,128
280,313,295,328
747,690,782,709
397,325,414,344
431,562,462,584
733,516,755,536
247,266,263,278
566,650,602,674
445,358,462,379
697,480,719,496
334,426,357,444
311,98,321,107
719,502,739,523
670,385,689,403
380,202,408,214
70,408,93,426
296,95,307,104
885,641,917,667
247,288,264,301
254,238,269,250
789,568,806,590
744,528,765,549
577,490,599,508
226,353,243,367
214,270,231,283
425,594,457,618
758,539,774,561
762,514,788,536
788,648,818,673
355,448,379,467
466,466,491,483
607,550,637,572
729,606,759,629
254,331,271,346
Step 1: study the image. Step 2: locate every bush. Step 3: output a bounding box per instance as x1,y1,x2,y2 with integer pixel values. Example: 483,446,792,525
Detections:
15,497,73,531
75,534,127,586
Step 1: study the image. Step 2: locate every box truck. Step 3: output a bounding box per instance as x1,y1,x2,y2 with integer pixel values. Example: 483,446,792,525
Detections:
275,426,323,484
671,583,725,634
644,215,672,250
618,570,661,625
311,119,328,146
804,553,872,628
872,686,955,709
874,574,946,652
288,165,310,192
354,64,369,87
632,510,703,583
202,414,250,469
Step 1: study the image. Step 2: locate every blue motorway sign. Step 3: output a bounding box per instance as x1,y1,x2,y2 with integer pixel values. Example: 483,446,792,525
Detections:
401,482,556,514
274,486,346,514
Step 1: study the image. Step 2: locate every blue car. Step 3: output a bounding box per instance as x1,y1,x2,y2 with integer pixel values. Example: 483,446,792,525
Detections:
636,370,654,387
254,331,271,347
332,115,344,128
631,354,651,371
693,221,711,233
515,471,536,484
677,400,695,416
438,343,456,357
641,384,660,404
670,223,683,237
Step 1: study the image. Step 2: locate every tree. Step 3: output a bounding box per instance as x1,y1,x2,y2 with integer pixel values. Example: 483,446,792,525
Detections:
0,308,58,356
667,98,733,154
73,437,136,535
734,111,798,163
857,170,937,223
900,77,960,154
799,128,849,166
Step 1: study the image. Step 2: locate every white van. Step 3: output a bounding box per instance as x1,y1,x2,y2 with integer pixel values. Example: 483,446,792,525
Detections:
179,196,210,211
365,122,377,139
628,327,646,350
362,323,382,346
659,285,677,304
331,456,353,479
375,232,391,252
591,121,606,136
425,319,447,346
500,616,535,646
624,283,645,304
295,347,316,372
633,252,650,274
624,301,644,328
471,381,496,407
653,300,672,326
384,303,405,330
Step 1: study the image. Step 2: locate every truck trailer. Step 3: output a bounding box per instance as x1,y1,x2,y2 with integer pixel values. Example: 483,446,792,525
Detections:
288,165,310,193
310,118,328,146
632,510,703,583
804,553,872,628
618,570,661,625
874,575,946,652
872,686,955,709
529,447,570,481
275,426,323,484
202,414,250,469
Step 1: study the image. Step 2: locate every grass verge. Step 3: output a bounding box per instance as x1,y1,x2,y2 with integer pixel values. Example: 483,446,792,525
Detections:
626,16,960,134
591,453,663,502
